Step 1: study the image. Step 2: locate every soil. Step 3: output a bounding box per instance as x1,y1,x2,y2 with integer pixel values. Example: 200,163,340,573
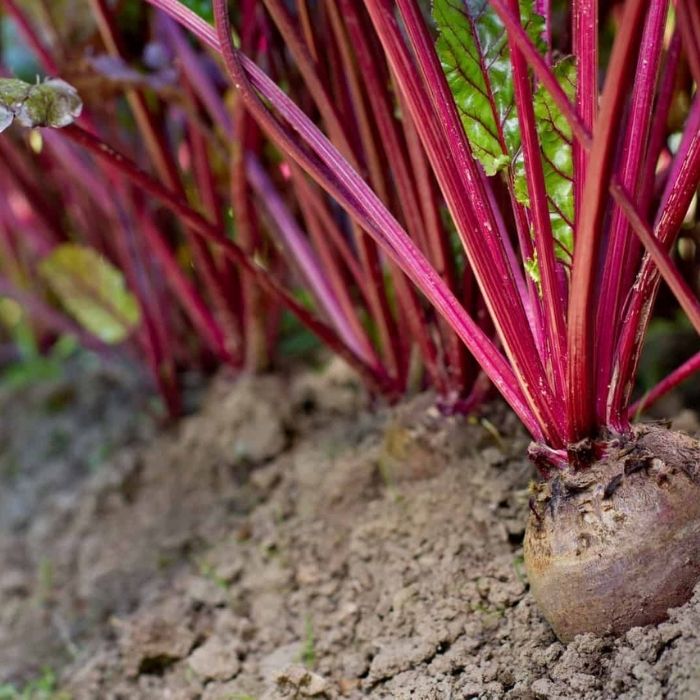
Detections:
1,356,700,699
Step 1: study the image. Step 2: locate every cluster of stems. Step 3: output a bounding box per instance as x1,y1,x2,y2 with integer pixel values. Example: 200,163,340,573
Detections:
0,0,698,459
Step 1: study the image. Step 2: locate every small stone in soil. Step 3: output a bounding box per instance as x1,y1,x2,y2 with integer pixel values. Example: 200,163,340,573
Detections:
187,636,241,681
116,613,196,676
272,664,329,697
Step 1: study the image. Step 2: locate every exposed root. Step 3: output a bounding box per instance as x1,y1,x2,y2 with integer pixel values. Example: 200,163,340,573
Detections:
525,425,700,641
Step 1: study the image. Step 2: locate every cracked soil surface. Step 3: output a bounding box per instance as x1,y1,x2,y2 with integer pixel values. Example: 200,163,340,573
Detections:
1,358,700,699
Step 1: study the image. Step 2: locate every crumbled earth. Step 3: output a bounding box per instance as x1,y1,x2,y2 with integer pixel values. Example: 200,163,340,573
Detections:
0,354,157,688
1,357,700,699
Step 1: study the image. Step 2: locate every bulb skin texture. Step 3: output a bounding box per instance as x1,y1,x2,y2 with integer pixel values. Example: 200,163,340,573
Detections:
525,425,700,642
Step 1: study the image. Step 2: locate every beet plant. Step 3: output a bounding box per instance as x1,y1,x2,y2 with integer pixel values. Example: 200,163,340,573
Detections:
134,0,699,640
1,0,699,640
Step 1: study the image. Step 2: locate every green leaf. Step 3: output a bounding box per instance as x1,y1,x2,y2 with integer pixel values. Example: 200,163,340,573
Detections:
433,0,545,176
179,0,213,23
534,58,575,262
434,0,575,282
0,77,82,133
38,244,141,344
524,254,542,295
513,58,575,265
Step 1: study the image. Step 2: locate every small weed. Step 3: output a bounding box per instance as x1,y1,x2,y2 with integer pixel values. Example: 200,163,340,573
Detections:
0,335,75,394
0,668,71,700
300,615,316,669
377,458,402,503
512,554,526,585
480,418,506,452
469,600,506,620
195,558,229,591
0,356,62,393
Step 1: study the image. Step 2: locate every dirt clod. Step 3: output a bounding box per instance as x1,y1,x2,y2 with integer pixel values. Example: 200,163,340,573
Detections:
187,636,241,681
117,609,196,676
271,665,331,698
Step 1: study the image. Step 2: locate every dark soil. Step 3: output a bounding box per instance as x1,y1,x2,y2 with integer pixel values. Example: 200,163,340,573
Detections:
1,357,700,699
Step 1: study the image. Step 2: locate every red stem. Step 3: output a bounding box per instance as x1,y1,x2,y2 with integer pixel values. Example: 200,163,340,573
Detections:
611,183,700,336
638,31,682,218
60,123,396,396
374,0,564,443
609,107,700,420
565,0,648,440
572,0,598,227
206,0,544,437
676,0,700,86
247,154,375,364
399,97,468,391
136,207,234,362
289,166,379,367
259,0,355,160
230,101,269,371
325,0,443,391
628,351,700,418
595,0,669,423
91,0,243,362
291,174,371,298
507,0,567,401
260,0,403,381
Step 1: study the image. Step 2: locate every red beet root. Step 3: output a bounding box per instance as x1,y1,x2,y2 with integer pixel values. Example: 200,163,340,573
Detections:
525,425,700,641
